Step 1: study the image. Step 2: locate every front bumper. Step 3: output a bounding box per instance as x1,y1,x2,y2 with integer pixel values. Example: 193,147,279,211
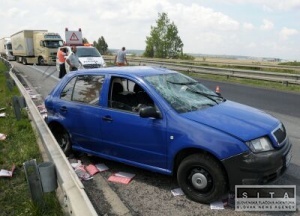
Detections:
222,138,292,191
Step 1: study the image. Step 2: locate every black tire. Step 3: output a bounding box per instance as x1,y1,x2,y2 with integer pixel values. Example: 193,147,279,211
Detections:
38,57,44,65
22,57,27,65
177,153,228,204
50,125,72,156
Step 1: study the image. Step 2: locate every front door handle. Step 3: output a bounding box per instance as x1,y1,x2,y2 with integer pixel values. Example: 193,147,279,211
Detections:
60,106,67,112
102,115,113,122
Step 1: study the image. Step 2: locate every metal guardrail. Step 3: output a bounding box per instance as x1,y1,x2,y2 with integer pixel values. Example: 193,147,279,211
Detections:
1,57,98,216
104,56,300,85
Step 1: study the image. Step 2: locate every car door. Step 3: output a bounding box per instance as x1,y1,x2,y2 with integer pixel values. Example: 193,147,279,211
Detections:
58,74,105,151
100,77,168,170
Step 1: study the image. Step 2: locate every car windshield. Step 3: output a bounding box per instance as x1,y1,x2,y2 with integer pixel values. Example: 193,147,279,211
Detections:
77,47,101,57
144,73,225,113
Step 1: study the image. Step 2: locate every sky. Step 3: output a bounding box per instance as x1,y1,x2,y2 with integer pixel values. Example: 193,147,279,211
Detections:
0,0,299,60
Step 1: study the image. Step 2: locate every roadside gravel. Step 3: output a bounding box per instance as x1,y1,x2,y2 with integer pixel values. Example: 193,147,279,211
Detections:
75,154,291,216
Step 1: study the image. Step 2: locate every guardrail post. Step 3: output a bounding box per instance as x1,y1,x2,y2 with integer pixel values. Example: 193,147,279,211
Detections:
6,79,15,91
4,71,10,79
12,96,26,120
38,161,58,193
23,159,44,205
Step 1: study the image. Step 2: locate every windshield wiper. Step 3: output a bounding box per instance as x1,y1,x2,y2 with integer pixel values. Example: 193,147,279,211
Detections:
167,80,225,103
167,80,198,85
189,88,226,104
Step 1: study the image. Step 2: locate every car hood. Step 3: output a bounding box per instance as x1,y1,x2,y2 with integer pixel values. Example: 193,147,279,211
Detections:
182,100,279,141
79,57,105,65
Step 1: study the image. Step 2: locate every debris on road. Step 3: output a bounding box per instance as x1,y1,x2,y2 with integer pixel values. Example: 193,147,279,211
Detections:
108,171,135,184
210,200,224,210
74,165,93,181
0,133,7,140
85,164,99,176
0,164,15,177
171,188,184,196
95,163,109,172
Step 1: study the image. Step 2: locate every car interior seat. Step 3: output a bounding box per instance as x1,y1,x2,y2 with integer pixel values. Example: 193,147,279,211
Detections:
111,81,133,110
133,84,153,108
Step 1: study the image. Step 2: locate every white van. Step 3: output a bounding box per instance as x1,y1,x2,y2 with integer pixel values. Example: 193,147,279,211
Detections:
56,45,106,73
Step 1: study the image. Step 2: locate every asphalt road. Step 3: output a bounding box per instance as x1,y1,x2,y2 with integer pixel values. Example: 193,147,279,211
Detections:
11,62,300,215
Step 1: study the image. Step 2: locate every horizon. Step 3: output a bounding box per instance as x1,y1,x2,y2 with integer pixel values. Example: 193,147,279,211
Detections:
1,1,299,61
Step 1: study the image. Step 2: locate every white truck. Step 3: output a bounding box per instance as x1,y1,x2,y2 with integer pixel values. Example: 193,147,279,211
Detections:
0,37,15,61
56,28,106,72
11,30,63,65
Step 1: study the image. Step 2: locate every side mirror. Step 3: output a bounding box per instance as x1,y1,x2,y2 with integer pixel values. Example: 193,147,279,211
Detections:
139,106,160,118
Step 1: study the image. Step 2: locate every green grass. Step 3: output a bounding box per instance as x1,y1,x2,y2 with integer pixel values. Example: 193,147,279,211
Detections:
279,61,300,67
0,61,63,216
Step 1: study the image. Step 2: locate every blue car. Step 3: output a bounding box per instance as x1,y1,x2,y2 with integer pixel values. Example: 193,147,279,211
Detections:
45,66,292,203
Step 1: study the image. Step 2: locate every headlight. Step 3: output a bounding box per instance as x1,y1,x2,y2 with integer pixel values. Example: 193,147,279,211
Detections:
246,137,274,152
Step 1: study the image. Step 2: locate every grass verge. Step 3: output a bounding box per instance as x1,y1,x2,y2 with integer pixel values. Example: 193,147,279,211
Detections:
0,61,62,215
183,71,300,93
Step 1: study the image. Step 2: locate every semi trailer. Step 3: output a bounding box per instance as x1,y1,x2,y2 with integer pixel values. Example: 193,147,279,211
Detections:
0,37,15,61
11,30,63,65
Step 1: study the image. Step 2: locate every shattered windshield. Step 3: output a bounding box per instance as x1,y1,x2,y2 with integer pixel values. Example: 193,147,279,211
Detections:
144,73,225,113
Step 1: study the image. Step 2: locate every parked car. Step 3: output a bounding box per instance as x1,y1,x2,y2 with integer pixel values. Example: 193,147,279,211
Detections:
56,45,106,73
45,66,292,204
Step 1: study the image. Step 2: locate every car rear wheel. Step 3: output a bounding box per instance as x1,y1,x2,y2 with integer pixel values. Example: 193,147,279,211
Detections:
177,153,227,204
50,125,72,156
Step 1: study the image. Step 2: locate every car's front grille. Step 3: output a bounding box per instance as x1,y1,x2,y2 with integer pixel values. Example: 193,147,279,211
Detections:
272,124,287,146
83,64,101,69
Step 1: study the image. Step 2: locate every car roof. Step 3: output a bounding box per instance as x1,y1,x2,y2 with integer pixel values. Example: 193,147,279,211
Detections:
69,66,176,77
57,46,95,51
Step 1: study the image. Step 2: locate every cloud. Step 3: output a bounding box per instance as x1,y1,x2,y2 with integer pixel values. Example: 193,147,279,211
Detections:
6,7,28,17
173,3,240,31
279,27,298,40
269,0,300,11
223,0,300,11
260,19,274,30
243,22,255,30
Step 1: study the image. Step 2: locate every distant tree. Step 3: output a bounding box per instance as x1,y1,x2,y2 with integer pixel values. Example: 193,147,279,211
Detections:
82,37,89,44
93,36,108,54
144,12,183,58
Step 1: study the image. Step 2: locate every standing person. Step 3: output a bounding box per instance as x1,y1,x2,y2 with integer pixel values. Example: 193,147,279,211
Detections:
114,47,128,66
66,46,81,71
57,47,67,78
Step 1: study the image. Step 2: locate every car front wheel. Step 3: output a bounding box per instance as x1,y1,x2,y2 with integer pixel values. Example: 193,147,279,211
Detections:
177,153,228,204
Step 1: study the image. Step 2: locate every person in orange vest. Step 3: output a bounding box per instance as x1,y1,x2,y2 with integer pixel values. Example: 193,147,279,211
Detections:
57,47,67,78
